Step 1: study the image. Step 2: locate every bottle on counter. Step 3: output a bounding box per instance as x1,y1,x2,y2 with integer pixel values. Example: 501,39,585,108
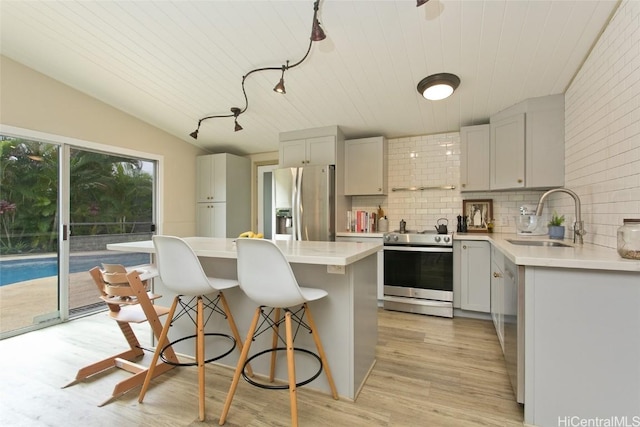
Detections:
617,219,640,260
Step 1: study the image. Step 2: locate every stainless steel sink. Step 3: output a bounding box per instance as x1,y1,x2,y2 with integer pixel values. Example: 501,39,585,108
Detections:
507,239,572,248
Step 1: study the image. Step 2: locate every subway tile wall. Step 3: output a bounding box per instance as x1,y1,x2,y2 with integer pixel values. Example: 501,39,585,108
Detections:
351,133,548,234
563,0,640,248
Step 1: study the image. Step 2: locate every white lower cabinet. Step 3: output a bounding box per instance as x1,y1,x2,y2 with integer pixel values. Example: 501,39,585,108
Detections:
490,245,505,351
196,203,226,238
454,240,491,313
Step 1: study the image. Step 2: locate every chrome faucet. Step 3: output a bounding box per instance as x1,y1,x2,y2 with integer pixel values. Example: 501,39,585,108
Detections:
535,188,586,245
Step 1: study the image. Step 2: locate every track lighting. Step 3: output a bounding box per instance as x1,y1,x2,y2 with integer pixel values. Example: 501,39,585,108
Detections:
189,0,325,139
231,107,242,132
310,0,326,41
417,73,461,100
273,64,287,94
417,0,429,6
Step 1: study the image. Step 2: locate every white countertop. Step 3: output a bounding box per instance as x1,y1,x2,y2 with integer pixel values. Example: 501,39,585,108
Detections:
453,232,640,272
107,237,382,266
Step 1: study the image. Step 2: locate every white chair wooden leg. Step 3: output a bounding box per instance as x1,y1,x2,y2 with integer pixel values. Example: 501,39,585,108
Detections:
139,296,180,403
219,291,253,378
219,306,261,426
285,311,298,427
197,297,205,421
269,307,281,382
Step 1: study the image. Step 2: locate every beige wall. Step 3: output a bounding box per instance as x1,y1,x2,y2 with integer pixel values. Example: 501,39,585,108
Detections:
0,55,206,236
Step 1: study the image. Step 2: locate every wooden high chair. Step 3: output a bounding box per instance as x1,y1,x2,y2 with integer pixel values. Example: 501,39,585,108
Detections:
62,264,180,407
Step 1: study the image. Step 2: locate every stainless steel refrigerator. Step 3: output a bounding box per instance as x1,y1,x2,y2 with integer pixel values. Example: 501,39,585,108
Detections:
273,165,335,241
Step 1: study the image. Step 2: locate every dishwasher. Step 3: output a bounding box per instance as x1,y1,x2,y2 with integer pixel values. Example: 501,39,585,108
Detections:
503,257,524,404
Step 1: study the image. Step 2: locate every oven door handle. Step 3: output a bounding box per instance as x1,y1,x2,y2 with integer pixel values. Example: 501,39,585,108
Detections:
384,246,453,253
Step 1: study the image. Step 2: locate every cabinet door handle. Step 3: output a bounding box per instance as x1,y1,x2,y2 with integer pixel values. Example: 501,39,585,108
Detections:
493,272,502,278
517,179,523,183
462,245,467,249
462,183,466,188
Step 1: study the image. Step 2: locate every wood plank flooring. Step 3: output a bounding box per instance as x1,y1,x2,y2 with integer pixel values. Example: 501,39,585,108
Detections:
0,308,524,426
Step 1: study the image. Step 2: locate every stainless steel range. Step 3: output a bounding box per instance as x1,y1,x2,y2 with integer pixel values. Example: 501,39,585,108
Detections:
383,230,453,318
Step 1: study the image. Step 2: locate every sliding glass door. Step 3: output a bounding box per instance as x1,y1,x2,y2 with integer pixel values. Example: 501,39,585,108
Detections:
67,147,156,317
0,133,157,338
0,136,61,336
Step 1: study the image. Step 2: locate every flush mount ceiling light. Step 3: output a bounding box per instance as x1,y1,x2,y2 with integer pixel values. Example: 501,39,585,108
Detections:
190,0,326,139
416,73,461,101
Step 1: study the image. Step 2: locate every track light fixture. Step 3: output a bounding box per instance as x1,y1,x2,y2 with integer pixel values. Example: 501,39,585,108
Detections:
417,73,461,100
190,0,325,139
310,0,326,41
231,107,243,132
273,62,288,94
417,0,429,6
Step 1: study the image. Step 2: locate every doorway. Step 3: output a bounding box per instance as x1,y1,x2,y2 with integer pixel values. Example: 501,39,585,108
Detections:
257,163,278,239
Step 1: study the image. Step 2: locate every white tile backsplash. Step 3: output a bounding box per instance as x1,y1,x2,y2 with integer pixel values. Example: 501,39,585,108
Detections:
351,133,548,234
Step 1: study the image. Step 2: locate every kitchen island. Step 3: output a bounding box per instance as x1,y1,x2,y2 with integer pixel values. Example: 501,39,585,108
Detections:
454,233,640,427
107,237,381,400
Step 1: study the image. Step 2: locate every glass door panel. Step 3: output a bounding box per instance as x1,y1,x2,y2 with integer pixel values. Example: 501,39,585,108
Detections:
0,136,61,337
68,148,156,317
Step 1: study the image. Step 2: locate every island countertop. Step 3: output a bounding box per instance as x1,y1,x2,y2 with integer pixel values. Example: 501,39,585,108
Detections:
453,232,640,272
107,237,382,266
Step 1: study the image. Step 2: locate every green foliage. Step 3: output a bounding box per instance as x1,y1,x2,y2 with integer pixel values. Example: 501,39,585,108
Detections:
0,136,153,254
548,211,565,227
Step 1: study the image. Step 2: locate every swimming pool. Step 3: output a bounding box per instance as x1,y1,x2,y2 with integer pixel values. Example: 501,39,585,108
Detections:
0,252,152,286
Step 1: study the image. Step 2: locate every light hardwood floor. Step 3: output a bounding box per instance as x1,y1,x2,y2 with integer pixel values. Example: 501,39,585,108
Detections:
0,308,524,426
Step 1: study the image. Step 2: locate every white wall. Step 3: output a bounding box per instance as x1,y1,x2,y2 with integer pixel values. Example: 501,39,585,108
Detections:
563,0,640,249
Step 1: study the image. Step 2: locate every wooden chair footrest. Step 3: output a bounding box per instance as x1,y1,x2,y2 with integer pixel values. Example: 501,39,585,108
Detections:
109,304,171,323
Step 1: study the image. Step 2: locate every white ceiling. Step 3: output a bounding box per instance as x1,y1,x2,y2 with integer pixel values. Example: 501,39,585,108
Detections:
0,0,618,156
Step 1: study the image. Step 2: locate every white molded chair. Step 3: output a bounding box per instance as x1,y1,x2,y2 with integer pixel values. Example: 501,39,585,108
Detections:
219,238,338,427
138,235,251,422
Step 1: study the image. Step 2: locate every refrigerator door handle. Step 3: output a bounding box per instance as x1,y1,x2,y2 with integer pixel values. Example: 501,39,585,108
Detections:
293,168,302,241
296,168,304,240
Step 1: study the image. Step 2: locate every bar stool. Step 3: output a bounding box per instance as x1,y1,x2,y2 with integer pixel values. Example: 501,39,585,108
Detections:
219,238,338,426
138,235,251,422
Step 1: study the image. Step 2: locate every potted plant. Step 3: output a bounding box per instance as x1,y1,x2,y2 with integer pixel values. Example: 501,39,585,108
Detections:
548,211,565,239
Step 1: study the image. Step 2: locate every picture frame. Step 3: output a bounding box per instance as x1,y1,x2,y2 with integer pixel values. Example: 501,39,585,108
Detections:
462,199,493,233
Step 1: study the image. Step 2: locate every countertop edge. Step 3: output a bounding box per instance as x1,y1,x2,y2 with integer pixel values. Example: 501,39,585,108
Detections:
453,233,640,272
107,238,382,267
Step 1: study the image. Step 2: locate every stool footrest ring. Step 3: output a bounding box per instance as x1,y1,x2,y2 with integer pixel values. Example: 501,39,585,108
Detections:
241,347,322,390
160,333,236,367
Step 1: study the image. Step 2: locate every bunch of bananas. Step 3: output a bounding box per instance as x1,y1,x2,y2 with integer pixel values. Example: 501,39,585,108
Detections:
238,231,264,238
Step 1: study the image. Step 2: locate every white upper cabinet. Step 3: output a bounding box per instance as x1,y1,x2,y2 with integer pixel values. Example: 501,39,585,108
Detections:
490,114,526,189
196,154,226,202
195,153,250,238
279,135,336,167
489,94,565,190
344,136,388,195
460,124,490,192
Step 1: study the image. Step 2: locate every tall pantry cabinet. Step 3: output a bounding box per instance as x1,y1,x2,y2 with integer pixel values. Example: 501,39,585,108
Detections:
196,153,250,238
